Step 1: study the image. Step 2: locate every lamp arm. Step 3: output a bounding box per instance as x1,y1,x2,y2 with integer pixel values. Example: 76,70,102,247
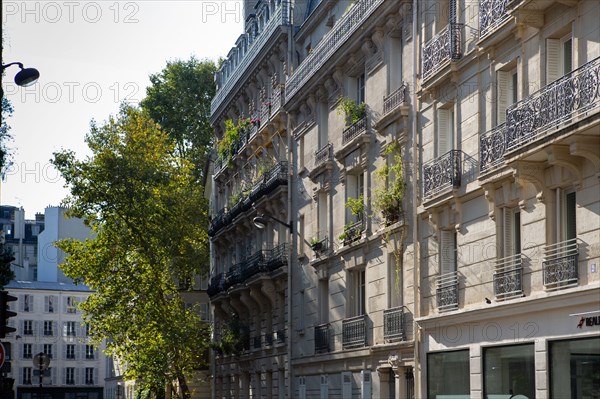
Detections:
264,214,293,232
1,62,24,71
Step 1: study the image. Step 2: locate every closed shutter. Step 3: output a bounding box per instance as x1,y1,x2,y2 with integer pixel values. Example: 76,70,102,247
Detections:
497,71,509,124
342,372,353,399
320,375,329,399
437,108,451,156
503,208,514,257
298,376,306,399
440,230,456,276
361,370,372,399
566,192,576,240
546,38,560,84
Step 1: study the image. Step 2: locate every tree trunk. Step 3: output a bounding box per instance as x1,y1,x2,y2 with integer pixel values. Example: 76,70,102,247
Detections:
178,374,191,399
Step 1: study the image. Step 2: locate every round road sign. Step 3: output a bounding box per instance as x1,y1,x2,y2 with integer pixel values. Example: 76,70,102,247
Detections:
33,352,50,371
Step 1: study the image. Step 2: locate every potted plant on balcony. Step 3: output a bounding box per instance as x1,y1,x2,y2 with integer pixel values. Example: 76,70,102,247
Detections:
373,142,404,225
337,97,367,128
217,119,242,166
310,236,324,251
339,195,365,245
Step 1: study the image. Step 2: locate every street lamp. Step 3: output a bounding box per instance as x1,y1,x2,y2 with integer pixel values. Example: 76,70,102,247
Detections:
253,214,292,233
1,62,40,87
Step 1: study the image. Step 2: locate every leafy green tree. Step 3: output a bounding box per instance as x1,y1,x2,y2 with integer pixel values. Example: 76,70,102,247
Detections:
141,57,217,178
52,105,210,398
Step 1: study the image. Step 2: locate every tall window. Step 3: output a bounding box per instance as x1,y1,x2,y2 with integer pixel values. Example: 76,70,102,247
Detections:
557,189,576,242
547,33,573,84
440,230,457,276
66,367,75,385
346,173,364,224
318,102,329,149
65,321,76,337
66,344,76,360
85,368,95,385
23,320,33,335
317,192,328,238
66,296,78,313
22,368,32,385
502,207,521,257
497,67,518,124
437,106,455,157
45,295,54,313
23,294,32,312
85,345,95,360
484,344,535,399
22,343,32,359
389,253,402,308
43,344,53,359
357,73,366,104
350,269,366,316
319,279,329,323
389,36,403,93
44,320,54,336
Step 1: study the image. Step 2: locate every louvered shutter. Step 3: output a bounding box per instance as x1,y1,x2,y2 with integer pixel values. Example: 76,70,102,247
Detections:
547,39,560,84
503,208,514,257
440,230,456,275
566,192,576,240
497,71,509,124
437,108,451,156
361,370,372,399
342,372,353,399
320,375,329,399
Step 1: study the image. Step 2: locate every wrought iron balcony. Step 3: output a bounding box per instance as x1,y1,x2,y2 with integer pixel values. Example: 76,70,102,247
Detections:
208,209,227,237
383,83,408,116
211,1,289,116
342,314,367,349
266,242,289,272
436,271,459,312
314,323,330,353
271,86,284,115
543,238,578,290
383,307,405,342
207,273,225,297
224,263,244,289
264,161,289,194
479,0,510,38
314,143,333,169
423,150,462,200
479,123,506,173
242,249,268,280
422,23,463,81
341,219,364,246
285,0,385,102
493,253,523,300
342,116,367,145
506,57,600,153
310,236,329,253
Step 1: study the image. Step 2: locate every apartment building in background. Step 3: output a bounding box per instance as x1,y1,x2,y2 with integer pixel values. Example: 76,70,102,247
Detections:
207,0,599,397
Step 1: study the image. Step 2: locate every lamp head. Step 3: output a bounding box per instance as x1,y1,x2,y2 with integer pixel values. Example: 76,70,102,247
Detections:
253,216,268,229
14,67,40,87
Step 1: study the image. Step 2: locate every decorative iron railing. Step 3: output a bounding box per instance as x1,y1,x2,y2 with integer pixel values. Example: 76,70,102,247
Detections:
314,143,332,168
342,116,367,145
211,1,289,115
479,123,506,173
423,150,462,199
311,235,329,253
266,242,289,271
383,307,405,342
383,83,408,116
436,271,459,312
314,323,330,353
242,249,268,280
342,315,367,349
264,161,288,193
506,57,600,152
422,23,463,81
207,273,225,297
261,101,271,122
543,238,578,289
341,219,364,246
479,0,510,38
285,0,385,102
493,253,523,300
271,86,284,115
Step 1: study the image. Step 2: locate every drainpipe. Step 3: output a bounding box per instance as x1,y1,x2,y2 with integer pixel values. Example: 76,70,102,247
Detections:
411,0,421,398
286,3,294,398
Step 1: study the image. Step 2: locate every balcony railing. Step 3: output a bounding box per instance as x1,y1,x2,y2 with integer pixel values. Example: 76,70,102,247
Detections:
314,323,330,353
479,0,510,38
543,238,578,289
342,314,367,349
211,1,289,115
423,150,462,199
265,242,289,272
479,123,506,173
493,253,523,300
276,329,286,344
383,83,408,116
271,86,284,116
253,335,262,349
341,219,364,246
285,0,385,102
422,23,463,81
436,271,459,312
314,143,332,168
207,273,225,297
383,307,405,342
506,57,600,153
342,116,367,145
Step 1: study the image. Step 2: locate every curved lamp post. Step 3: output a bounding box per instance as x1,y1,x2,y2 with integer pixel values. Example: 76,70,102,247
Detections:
1,62,40,89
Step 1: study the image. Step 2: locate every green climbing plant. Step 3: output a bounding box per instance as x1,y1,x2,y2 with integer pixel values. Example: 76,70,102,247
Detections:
337,97,367,128
373,141,404,225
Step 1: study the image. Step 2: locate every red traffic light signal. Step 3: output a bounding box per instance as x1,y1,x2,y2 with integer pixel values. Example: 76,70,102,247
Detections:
0,291,17,339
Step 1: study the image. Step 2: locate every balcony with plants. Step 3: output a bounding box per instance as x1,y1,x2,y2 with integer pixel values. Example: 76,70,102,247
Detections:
339,195,366,247
421,23,463,84
372,142,404,228
334,98,369,160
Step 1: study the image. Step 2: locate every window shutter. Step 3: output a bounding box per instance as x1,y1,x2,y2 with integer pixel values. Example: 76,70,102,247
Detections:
449,0,457,23
546,38,560,84
497,71,509,124
361,370,372,399
503,208,514,257
437,108,451,156
566,192,576,240
440,230,456,275
342,372,353,399
298,376,306,399
320,375,329,399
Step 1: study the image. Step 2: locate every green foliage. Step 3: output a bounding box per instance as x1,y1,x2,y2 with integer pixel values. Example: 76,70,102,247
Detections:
0,244,15,289
52,105,209,398
373,142,404,223
1,97,14,177
210,314,249,356
337,97,367,127
338,222,362,243
141,57,217,179
345,194,365,217
256,156,274,180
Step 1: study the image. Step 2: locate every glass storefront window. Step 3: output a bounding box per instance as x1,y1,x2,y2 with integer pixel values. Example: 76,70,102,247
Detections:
550,336,600,399
427,350,470,398
484,343,535,399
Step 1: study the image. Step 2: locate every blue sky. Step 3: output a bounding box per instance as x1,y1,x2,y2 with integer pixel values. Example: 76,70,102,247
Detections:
2,0,243,218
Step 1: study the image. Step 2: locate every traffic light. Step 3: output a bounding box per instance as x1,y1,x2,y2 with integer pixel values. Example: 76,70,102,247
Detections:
0,291,17,339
